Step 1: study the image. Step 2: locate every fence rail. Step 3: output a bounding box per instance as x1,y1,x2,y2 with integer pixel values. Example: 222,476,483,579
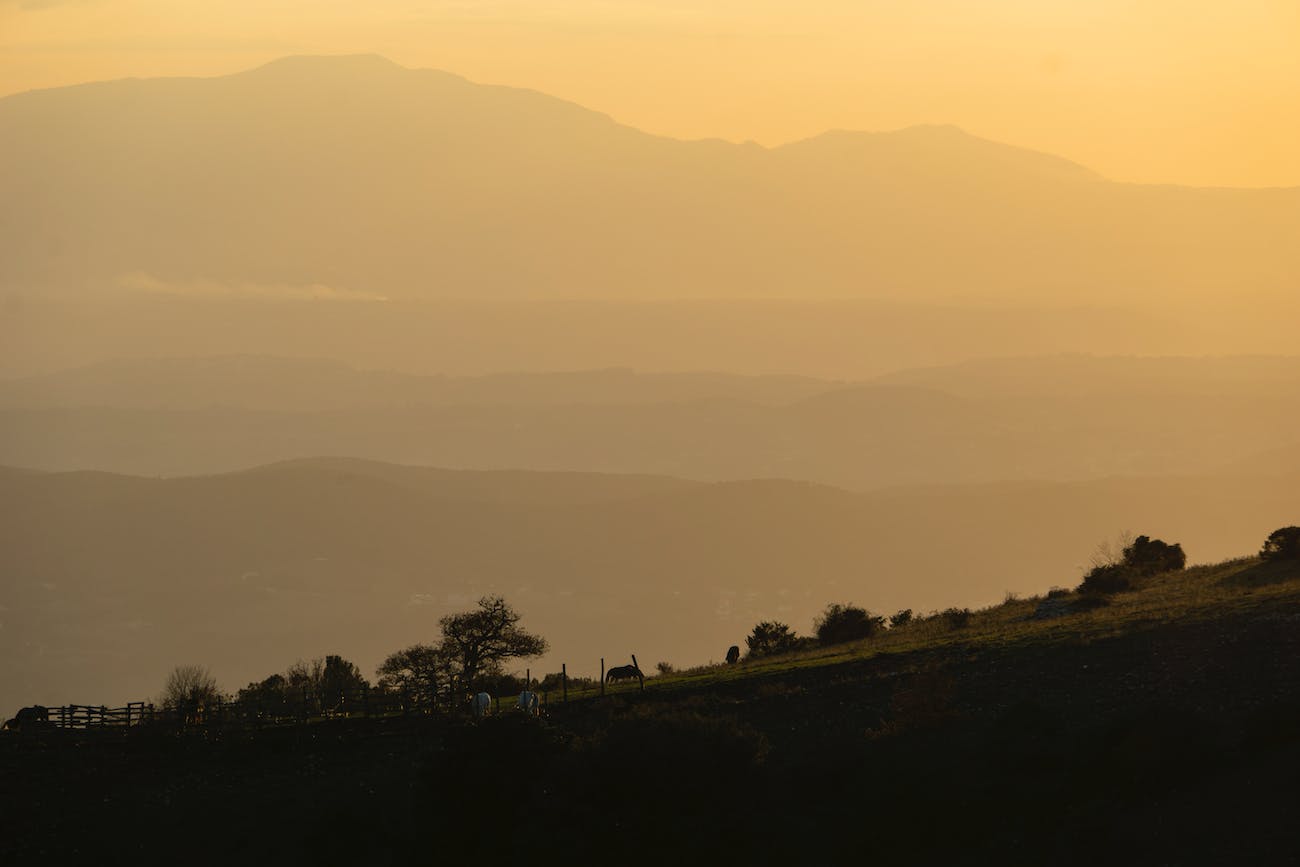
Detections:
24,687,448,735
17,658,647,736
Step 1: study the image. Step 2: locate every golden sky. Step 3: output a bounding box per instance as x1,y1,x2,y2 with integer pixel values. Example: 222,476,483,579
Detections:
3,0,1298,187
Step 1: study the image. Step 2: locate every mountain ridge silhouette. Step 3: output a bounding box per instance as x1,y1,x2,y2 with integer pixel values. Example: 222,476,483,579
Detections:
5,54,1295,303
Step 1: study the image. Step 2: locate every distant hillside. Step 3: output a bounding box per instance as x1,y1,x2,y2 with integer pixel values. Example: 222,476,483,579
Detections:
872,354,1300,399
3,55,1296,304
3,355,1299,487
2,457,1295,709
0,356,835,411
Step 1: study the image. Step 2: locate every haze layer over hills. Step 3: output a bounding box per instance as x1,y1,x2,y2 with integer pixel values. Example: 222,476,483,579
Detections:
3,57,1298,711
2,457,1296,709
3,354,1299,488
5,54,1297,304
4,55,1299,378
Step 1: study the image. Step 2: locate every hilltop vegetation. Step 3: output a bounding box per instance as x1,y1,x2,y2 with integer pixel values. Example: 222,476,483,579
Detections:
3,549,1297,864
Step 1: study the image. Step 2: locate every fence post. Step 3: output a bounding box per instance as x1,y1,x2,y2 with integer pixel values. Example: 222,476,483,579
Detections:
562,664,567,703
631,654,644,692
600,658,605,697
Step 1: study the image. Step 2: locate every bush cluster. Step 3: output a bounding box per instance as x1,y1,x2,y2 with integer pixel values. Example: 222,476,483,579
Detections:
1260,526,1300,562
1079,533,1186,596
745,621,802,658
814,603,885,646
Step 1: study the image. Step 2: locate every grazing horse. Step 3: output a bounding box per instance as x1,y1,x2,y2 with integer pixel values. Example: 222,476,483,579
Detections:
605,665,643,686
517,691,539,716
2,706,50,732
726,645,741,665
471,692,492,719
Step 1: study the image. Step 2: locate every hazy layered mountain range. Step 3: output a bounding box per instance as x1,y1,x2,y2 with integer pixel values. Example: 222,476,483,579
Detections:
3,54,1297,306
3,354,1298,487
2,456,1295,709
4,55,1298,713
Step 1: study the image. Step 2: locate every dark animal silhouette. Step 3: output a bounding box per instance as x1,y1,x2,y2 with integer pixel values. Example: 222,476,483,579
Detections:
726,645,741,664
606,665,643,684
2,706,51,732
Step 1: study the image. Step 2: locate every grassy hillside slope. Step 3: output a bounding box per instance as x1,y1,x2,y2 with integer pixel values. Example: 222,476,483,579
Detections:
3,554,1297,864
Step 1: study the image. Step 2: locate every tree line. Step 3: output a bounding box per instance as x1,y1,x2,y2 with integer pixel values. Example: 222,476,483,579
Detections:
160,595,546,714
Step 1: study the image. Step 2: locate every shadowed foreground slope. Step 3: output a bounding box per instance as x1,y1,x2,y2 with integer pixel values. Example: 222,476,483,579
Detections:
2,557,1297,864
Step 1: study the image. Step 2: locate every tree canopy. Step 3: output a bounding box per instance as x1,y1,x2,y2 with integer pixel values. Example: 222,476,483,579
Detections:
1260,526,1300,561
438,596,548,693
160,664,220,710
1122,535,1186,576
814,603,885,646
376,643,446,701
745,621,800,658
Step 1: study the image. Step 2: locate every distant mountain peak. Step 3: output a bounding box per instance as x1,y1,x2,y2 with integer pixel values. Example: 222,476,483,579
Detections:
778,124,1100,181
2,55,1294,307
242,53,408,76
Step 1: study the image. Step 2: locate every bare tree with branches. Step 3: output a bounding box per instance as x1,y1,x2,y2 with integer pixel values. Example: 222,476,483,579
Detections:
160,664,221,722
438,596,548,694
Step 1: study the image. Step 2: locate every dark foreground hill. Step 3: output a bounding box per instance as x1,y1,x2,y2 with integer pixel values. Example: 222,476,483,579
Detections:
2,458,1297,709
3,556,1297,864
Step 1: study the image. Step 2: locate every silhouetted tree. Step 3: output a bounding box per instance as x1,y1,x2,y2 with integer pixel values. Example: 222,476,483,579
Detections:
745,621,800,658
285,658,322,690
1260,526,1300,561
377,643,446,702
1079,564,1133,595
438,596,548,693
237,673,288,704
160,664,220,713
1079,532,1186,595
1122,535,1186,575
889,609,914,629
318,654,369,709
814,603,885,646
240,655,368,714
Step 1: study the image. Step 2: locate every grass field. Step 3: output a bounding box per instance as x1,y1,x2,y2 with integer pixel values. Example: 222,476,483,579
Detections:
617,553,1300,693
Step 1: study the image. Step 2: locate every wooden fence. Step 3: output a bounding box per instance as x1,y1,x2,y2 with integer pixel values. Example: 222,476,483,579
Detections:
29,658,648,735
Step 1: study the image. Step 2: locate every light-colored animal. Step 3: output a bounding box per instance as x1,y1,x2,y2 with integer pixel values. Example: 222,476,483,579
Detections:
605,665,643,685
472,692,492,719
517,691,538,716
